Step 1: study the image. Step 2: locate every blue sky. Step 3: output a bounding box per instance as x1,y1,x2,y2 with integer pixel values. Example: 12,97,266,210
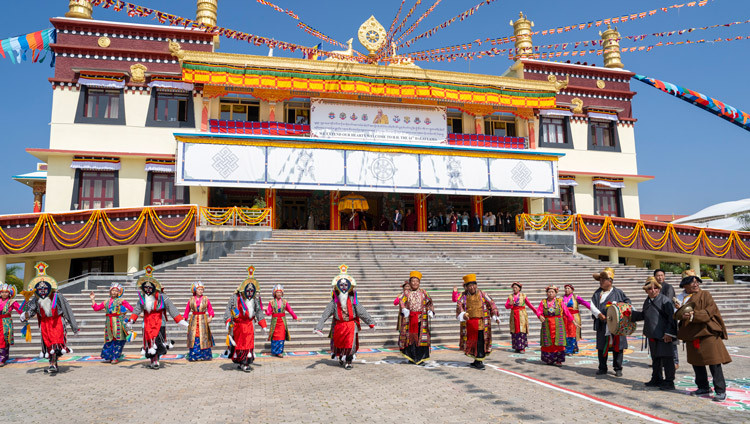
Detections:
1,0,747,216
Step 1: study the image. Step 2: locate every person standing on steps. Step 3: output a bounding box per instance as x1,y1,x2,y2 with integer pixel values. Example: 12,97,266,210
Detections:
588,267,631,377
20,262,79,374
127,265,187,370
266,284,298,358
183,281,215,362
90,282,133,364
223,266,267,372
504,282,534,353
314,265,376,370
456,274,500,370
398,271,434,365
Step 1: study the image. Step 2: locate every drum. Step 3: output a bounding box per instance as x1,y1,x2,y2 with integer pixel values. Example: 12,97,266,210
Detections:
606,302,636,336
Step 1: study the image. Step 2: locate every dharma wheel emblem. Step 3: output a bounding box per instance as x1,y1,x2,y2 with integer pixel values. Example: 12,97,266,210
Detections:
358,15,387,57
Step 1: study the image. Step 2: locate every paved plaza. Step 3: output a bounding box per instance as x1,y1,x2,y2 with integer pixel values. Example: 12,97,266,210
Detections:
5,333,750,423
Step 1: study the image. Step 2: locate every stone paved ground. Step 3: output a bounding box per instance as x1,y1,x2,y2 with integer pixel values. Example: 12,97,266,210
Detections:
5,334,750,424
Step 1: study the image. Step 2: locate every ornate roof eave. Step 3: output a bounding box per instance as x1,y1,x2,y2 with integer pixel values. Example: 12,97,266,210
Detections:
170,44,561,94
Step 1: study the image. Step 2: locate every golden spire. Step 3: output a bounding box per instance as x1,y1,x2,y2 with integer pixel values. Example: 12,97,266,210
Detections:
196,0,218,27
65,0,93,19
600,24,624,69
509,12,534,60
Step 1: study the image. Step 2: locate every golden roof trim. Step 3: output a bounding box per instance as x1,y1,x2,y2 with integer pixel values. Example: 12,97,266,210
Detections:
171,46,560,93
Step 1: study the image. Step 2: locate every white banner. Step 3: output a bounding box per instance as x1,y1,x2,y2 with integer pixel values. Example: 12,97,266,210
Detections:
176,141,559,197
310,98,447,144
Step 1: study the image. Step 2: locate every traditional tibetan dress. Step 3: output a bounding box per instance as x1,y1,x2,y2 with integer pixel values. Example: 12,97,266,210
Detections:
562,294,591,354
224,294,266,365
315,296,376,360
504,293,533,352
537,298,575,365
129,292,182,359
184,295,215,361
457,291,498,361
266,299,298,356
92,298,133,361
26,293,79,357
0,298,22,364
398,288,433,364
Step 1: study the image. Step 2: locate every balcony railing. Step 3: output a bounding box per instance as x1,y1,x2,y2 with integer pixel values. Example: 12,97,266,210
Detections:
516,213,750,261
447,133,527,149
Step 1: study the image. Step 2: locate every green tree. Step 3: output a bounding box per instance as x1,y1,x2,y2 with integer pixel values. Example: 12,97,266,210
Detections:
5,264,23,293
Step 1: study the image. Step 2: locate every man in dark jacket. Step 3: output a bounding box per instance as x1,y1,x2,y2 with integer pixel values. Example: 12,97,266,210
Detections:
653,268,679,369
589,268,631,377
631,277,677,390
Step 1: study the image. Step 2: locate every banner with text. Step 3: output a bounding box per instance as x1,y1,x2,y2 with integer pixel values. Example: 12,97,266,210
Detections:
310,98,447,144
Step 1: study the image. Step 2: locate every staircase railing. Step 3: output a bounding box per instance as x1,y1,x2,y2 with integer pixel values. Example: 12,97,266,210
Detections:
199,207,271,227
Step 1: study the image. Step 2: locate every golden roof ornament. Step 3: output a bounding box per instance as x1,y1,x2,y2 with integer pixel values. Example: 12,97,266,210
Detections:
510,12,534,60
196,0,218,27
65,0,93,19
600,24,624,69
358,15,387,58
130,63,147,83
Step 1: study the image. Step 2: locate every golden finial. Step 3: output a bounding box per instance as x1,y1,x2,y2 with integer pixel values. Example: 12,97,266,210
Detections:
339,264,348,274
509,12,534,60
65,0,93,19
143,264,154,277
247,266,255,277
196,0,218,27
599,24,624,69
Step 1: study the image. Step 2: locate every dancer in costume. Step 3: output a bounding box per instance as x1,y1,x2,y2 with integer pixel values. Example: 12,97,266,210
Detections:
456,274,499,370
589,267,631,377
535,285,578,366
183,281,214,361
19,262,79,374
127,265,187,369
0,283,22,366
266,284,298,358
631,277,677,391
561,284,592,355
398,271,434,365
314,265,376,370
223,266,267,372
675,270,731,402
504,282,534,353
90,282,133,364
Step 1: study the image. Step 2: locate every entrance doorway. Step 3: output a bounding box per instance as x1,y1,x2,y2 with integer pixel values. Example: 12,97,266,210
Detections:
281,197,307,229
209,187,263,208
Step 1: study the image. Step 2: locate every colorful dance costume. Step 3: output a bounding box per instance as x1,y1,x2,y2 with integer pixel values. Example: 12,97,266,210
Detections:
456,274,499,369
91,283,133,362
184,282,215,361
561,285,591,355
0,284,22,365
397,271,434,365
223,266,266,372
535,292,575,365
266,284,298,357
504,284,534,353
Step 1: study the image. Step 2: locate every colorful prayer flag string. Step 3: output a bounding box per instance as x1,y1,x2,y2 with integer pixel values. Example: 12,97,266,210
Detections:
0,28,55,66
636,74,749,132
398,0,498,48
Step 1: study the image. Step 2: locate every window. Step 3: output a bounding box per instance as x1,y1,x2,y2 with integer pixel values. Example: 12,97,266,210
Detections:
484,116,516,136
538,116,572,148
153,91,188,122
76,87,126,125
285,100,310,124
594,187,622,217
447,111,463,133
219,98,260,122
148,173,185,205
546,186,575,214
588,120,620,151
78,171,116,210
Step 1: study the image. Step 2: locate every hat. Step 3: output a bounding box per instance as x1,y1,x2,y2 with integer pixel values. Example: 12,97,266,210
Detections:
680,274,702,288
564,284,574,291
27,262,58,292
409,271,422,280
0,283,16,299
109,282,124,297
191,281,205,294
462,274,477,286
332,264,357,290
272,284,284,294
593,267,615,281
511,282,522,290
136,265,162,292
643,276,662,290
545,285,559,293
237,266,260,294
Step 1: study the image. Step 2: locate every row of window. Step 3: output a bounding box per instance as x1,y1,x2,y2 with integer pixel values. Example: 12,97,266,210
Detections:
73,171,186,210
539,116,619,151
547,186,623,217
77,87,194,127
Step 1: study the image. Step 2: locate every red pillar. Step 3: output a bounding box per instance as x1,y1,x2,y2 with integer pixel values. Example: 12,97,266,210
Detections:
415,193,427,232
471,196,483,228
33,182,46,213
265,188,276,229
329,190,340,231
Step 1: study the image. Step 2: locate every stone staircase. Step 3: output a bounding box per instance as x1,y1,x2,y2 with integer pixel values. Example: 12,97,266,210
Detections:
11,230,749,357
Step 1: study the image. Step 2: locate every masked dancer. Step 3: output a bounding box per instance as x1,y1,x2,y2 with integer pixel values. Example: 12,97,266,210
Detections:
223,266,267,372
